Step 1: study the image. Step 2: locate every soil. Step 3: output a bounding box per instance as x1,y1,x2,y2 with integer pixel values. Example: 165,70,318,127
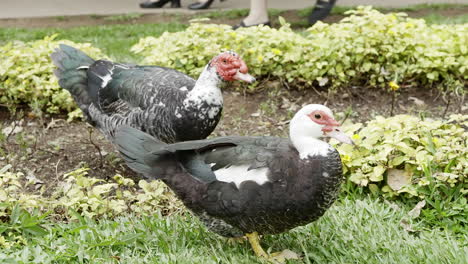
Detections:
0,6,467,29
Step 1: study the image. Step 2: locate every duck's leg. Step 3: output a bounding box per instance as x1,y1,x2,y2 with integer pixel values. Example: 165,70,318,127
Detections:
245,232,268,258
246,232,300,263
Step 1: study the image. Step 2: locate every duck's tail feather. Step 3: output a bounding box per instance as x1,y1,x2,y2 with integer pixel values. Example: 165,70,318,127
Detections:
116,126,178,179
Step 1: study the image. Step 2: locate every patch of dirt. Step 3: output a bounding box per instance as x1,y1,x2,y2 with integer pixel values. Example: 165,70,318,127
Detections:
0,115,140,195
1,6,467,29
0,85,464,195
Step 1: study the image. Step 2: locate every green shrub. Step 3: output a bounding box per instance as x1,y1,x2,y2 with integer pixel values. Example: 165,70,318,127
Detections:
0,166,182,220
334,114,467,230
132,7,467,93
0,35,106,116
307,7,467,91
336,114,467,194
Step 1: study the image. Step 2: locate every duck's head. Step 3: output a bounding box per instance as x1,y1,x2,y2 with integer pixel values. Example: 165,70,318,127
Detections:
290,104,354,153
209,51,256,83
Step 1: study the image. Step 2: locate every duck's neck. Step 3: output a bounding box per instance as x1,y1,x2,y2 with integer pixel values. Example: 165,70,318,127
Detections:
289,115,332,159
184,66,223,108
290,136,331,159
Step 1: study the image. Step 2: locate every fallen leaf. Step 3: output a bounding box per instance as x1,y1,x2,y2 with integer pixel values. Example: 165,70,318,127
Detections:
0,164,12,173
318,77,329,86
387,168,411,191
250,112,260,117
384,200,400,211
26,173,45,190
408,200,426,218
45,118,66,130
276,120,290,126
2,125,23,135
96,151,108,156
280,97,291,109
271,249,301,261
398,103,407,111
400,219,416,232
380,67,390,76
408,96,425,106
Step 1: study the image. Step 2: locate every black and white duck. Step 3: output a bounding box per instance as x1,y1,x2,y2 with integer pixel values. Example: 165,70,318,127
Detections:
116,104,354,261
51,45,255,143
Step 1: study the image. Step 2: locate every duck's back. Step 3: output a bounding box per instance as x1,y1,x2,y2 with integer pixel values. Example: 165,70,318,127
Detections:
85,60,196,142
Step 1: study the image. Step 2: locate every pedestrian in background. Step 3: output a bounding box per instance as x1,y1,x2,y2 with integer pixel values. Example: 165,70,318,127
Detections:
140,0,336,28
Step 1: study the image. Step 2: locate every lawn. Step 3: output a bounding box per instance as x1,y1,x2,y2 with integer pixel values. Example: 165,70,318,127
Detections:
2,197,466,264
0,5,467,264
0,23,186,62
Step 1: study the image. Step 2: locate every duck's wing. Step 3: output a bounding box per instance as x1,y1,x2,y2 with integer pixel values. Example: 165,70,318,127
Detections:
87,60,195,114
115,126,291,183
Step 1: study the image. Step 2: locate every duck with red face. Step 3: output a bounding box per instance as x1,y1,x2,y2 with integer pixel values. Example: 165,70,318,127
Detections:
51,45,255,144
208,51,255,83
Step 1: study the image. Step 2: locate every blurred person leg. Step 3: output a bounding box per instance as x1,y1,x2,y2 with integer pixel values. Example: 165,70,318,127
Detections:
308,0,336,25
140,0,181,8
233,0,270,29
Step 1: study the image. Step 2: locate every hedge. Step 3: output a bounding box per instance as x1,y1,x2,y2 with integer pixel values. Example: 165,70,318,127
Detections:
132,7,467,93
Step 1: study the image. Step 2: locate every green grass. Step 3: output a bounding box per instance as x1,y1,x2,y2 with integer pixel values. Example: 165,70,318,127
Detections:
423,13,468,24
384,3,468,12
1,197,466,263
103,13,143,22
0,23,187,62
298,3,468,17
196,8,282,20
194,3,468,22
197,8,249,19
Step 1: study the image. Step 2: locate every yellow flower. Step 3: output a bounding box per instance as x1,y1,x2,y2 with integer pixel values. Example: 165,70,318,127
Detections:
247,48,255,53
405,22,414,28
352,134,361,140
387,29,396,35
257,55,264,62
341,154,351,163
271,48,282,55
389,81,400,91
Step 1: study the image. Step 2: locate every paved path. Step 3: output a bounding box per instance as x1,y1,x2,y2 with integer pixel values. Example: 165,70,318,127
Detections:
1,0,466,19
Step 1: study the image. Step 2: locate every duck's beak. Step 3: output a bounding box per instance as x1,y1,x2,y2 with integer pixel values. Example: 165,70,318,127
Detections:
233,70,256,83
326,127,355,145
233,60,255,83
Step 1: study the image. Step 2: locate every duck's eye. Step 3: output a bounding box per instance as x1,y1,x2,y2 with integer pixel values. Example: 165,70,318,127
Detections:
314,114,322,119
222,59,227,63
